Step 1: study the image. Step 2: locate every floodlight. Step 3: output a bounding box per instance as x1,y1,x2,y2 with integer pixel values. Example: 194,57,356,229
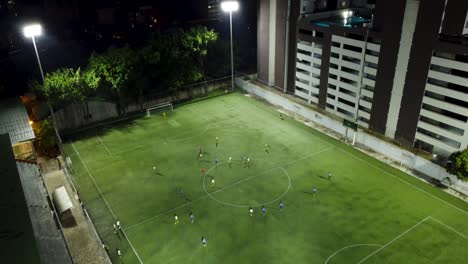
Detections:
342,10,353,19
221,1,239,12
23,24,42,38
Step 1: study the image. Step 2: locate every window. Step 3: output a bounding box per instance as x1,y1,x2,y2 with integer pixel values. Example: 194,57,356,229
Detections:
299,29,312,35
297,49,312,56
340,76,358,86
342,55,361,64
338,97,356,108
343,44,362,53
341,66,360,76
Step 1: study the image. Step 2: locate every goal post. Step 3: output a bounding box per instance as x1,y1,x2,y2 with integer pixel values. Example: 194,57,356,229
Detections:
146,102,174,117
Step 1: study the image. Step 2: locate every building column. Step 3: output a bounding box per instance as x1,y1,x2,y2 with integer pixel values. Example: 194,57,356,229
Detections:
395,0,446,146
268,0,277,86
385,0,420,138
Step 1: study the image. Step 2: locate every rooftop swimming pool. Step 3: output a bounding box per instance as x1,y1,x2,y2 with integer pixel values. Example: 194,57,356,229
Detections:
314,16,369,28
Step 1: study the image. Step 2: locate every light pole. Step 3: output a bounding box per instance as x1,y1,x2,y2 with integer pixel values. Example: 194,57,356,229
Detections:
24,24,45,81
221,1,239,91
23,24,63,147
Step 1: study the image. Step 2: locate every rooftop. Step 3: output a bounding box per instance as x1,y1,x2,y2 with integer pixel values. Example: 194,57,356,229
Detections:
0,98,35,144
0,134,41,264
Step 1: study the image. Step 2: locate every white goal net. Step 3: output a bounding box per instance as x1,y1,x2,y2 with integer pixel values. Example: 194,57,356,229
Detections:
146,102,174,117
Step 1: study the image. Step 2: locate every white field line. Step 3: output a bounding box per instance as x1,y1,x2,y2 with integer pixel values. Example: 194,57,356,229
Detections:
211,146,335,194
125,146,335,231
275,108,468,217
356,216,431,264
291,121,468,216
71,143,144,264
335,147,468,216
324,244,382,264
97,136,112,156
429,216,468,240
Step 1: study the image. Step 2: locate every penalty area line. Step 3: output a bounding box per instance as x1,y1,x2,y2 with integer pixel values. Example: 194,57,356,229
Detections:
428,216,468,240
97,135,112,156
355,216,431,264
71,143,144,264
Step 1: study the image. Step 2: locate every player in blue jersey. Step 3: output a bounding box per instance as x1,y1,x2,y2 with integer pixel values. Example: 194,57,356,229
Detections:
190,212,195,223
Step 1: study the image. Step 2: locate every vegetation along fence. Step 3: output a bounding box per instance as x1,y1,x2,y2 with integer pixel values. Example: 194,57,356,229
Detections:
54,76,233,132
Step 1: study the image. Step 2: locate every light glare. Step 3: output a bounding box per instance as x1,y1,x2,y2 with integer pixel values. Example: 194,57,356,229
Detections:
221,1,239,12
23,24,42,38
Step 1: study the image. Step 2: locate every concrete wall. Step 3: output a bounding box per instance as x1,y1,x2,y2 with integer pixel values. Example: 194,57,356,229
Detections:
237,76,468,195
55,81,226,132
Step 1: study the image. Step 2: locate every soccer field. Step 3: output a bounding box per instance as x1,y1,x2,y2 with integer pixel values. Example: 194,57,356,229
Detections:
63,92,468,264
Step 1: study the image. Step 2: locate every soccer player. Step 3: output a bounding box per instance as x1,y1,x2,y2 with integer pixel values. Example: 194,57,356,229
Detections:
312,186,317,196
201,236,207,247
262,205,266,216
211,177,215,188
162,112,167,119
178,188,185,199
328,171,332,181
279,200,284,210
190,212,195,223
113,224,120,239
117,249,122,258
116,220,121,230
242,157,247,168
198,145,202,155
265,144,270,154
215,158,219,166
215,137,219,147
228,157,232,168
280,113,284,120
102,242,110,252
249,207,254,216
201,167,206,174
174,214,179,224
199,153,203,160
246,157,251,168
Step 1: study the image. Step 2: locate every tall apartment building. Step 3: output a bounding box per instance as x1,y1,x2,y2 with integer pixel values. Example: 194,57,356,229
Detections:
257,0,468,157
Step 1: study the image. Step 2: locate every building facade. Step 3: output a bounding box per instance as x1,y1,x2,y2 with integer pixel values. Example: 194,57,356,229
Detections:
258,0,468,157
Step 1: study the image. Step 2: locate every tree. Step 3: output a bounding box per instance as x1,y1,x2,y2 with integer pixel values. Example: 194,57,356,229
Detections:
36,67,100,119
447,148,468,181
88,46,138,115
184,27,218,94
40,68,83,107
32,119,57,156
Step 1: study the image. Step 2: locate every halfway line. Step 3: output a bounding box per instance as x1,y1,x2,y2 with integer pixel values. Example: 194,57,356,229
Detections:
125,146,335,231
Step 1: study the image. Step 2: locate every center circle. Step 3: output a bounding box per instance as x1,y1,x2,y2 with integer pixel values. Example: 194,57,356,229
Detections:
202,158,291,208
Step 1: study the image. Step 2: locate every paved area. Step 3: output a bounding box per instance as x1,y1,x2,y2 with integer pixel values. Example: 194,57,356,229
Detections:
41,158,111,264
16,161,73,264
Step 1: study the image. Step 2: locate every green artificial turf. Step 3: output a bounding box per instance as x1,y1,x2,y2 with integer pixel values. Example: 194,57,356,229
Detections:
63,92,468,264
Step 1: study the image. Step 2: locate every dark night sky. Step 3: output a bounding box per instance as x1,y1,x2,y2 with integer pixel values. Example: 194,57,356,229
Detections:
0,0,257,98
